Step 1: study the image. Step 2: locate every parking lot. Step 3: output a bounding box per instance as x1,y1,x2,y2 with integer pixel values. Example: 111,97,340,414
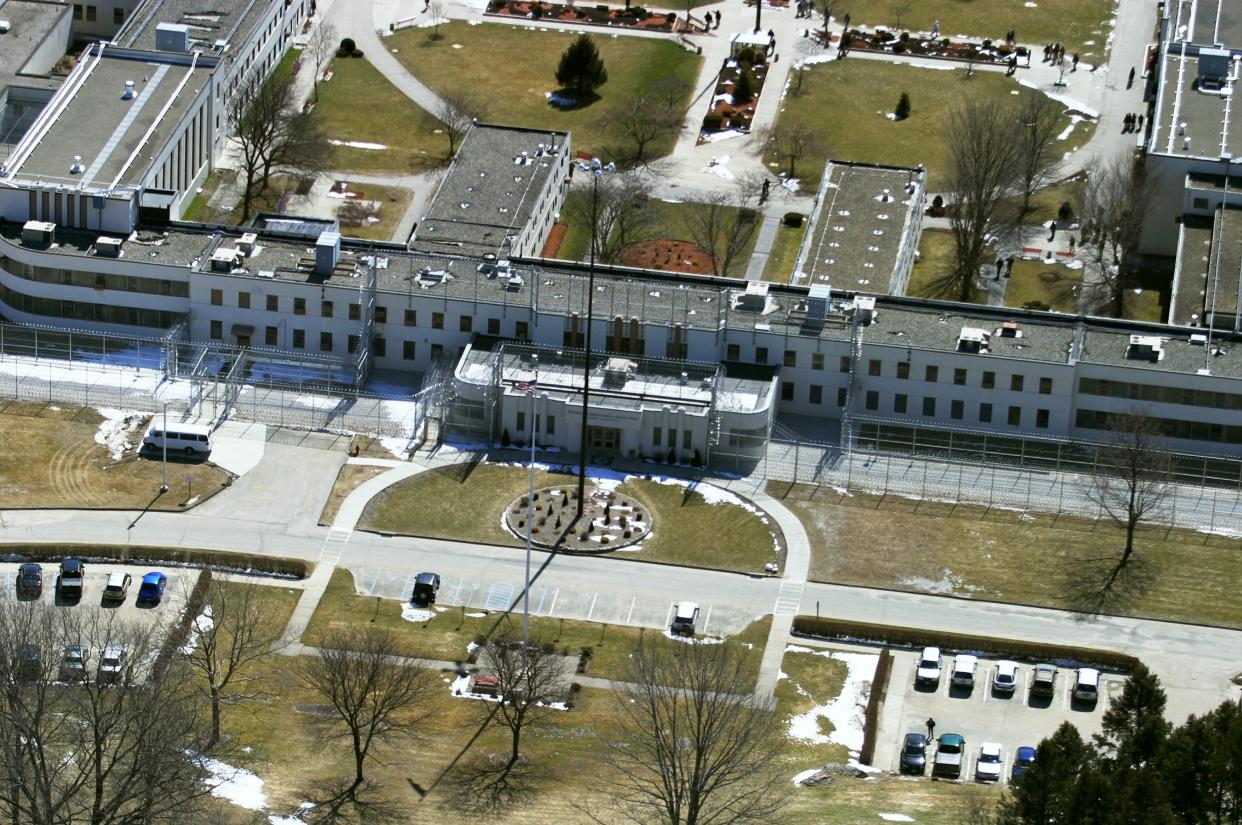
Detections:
873,648,1128,784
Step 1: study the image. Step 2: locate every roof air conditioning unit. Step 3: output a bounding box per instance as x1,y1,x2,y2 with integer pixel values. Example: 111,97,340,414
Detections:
21,220,55,245
237,232,258,255
0,20,11,35
122,81,136,100
1190,333,1208,345
1126,334,1163,361
957,327,991,354
209,247,240,272
998,321,1022,338
69,155,85,174
852,295,876,325
737,280,769,311
154,22,191,52
94,236,123,257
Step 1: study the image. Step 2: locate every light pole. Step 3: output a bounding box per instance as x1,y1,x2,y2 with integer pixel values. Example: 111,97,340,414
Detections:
522,355,539,646
754,0,762,35
159,403,168,494
575,158,615,517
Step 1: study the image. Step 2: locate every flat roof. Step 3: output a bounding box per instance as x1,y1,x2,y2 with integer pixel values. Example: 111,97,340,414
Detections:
1150,51,1240,160
1173,206,1242,326
795,161,922,293
9,49,212,189
0,0,69,79
410,123,569,259
1173,215,1215,325
118,0,268,52
1183,0,1242,47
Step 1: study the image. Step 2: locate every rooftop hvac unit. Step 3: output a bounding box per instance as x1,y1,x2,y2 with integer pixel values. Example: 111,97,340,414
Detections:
94,236,123,257
315,231,341,276
957,327,990,354
998,321,1022,338
737,280,769,311
155,22,191,52
237,232,258,255
209,247,240,272
603,357,637,387
1190,333,1208,345
0,20,11,35
806,284,830,322
21,221,55,245
1198,47,1231,91
1126,334,1163,361
851,295,876,326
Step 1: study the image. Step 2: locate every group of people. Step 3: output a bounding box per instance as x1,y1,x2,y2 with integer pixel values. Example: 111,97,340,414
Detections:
1042,42,1067,63
697,10,721,31
1123,112,1145,134
993,256,1016,281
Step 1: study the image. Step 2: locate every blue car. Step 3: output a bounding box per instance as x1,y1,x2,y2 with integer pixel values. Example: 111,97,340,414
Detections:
136,572,167,604
1012,745,1036,781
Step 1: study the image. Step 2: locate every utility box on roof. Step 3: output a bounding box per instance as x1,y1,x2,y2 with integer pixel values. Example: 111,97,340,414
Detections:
155,23,190,52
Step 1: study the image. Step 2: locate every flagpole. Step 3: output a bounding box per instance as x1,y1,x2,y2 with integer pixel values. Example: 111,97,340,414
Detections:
524,356,538,647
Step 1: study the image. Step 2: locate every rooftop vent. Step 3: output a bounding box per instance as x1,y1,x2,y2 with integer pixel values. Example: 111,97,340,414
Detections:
998,321,1023,338
94,236,123,257
154,22,191,52
1198,47,1231,92
806,284,831,322
69,155,84,174
737,281,769,311
237,232,258,255
0,20,10,35
603,357,637,387
1126,334,1163,362
209,247,240,272
957,327,991,354
851,295,876,326
315,231,341,277
877,188,893,203
21,220,55,245
1190,332,1208,345
122,80,136,101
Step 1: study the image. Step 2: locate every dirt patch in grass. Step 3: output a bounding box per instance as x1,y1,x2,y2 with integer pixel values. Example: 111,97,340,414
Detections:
318,464,390,526
773,483,1242,628
0,402,232,510
620,239,713,274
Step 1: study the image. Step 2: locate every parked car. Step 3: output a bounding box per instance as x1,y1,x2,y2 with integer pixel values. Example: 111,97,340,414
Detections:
671,601,700,636
976,742,1004,782
992,660,1020,693
102,572,132,603
951,654,978,688
59,645,91,682
16,644,40,682
136,572,168,604
1012,746,1037,781
411,572,440,605
17,563,42,597
58,559,85,600
933,733,965,778
914,646,942,686
1074,667,1101,701
1031,663,1057,698
97,645,126,685
899,732,927,774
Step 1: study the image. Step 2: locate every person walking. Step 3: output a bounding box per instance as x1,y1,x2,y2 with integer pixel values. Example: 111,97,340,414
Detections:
926,718,936,740
1137,113,1144,131
995,257,1004,280
932,19,940,38
1072,53,1079,71
1128,66,1136,88
1005,256,1015,277
1048,221,1057,242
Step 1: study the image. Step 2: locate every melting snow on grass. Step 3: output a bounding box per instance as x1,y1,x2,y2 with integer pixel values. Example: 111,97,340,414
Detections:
402,606,435,623
791,767,821,786
180,606,214,655
199,756,267,810
785,647,878,752
94,408,144,460
662,630,725,645
327,139,388,150
879,815,915,822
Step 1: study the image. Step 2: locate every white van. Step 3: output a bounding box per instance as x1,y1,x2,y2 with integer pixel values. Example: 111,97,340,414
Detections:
951,654,978,688
1073,667,1101,701
142,422,213,456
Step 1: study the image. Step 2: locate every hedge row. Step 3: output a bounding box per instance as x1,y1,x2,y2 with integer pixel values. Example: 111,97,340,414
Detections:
0,544,308,580
858,648,892,766
153,568,213,677
791,616,1140,672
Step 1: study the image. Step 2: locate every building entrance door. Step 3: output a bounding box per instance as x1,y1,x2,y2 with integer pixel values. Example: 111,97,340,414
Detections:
588,427,619,451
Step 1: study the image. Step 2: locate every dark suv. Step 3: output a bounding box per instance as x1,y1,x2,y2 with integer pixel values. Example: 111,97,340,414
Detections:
17,563,42,597
412,572,440,605
58,559,85,601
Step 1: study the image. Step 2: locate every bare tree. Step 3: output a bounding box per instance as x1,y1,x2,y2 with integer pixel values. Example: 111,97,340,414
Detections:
680,186,761,276
754,122,822,178
481,632,569,770
181,580,290,750
1054,55,1070,87
940,99,1023,301
595,639,789,825
611,94,681,164
818,0,837,45
567,172,655,264
1014,93,1063,215
435,89,488,160
428,0,446,40
1079,154,1157,317
299,626,437,804
0,602,211,824
305,19,337,104
228,76,324,223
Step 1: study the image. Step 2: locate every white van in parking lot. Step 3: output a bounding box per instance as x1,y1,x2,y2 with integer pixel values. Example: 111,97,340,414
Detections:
142,422,212,456
1073,667,1101,701
951,654,978,688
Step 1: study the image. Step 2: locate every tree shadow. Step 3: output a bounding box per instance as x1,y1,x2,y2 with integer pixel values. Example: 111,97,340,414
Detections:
547,89,602,111
1063,550,1156,619
441,751,540,814
298,775,406,824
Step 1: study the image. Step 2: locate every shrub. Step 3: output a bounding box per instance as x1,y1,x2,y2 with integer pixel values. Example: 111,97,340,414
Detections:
351,49,364,58
501,428,511,447
782,212,804,227
732,70,755,105
702,113,724,131
0,544,307,578
666,447,677,464
894,91,911,120
338,37,356,57
1058,201,1075,223
899,31,909,42
858,649,892,765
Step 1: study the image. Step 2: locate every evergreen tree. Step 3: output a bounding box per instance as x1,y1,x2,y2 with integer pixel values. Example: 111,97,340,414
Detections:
1095,662,1170,769
895,91,911,120
999,722,1093,825
732,69,755,106
555,34,608,97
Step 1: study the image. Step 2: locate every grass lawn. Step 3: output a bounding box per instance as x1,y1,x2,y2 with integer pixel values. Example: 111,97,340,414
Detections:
178,171,303,226
838,0,1116,57
1017,178,1085,225
773,60,1093,190
311,52,446,173
1123,287,1164,322
393,21,701,161
0,402,232,510
336,185,413,242
318,464,390,526
304,568,771,682
762,222,807,283
360,463,781,573
1003,259,1083,312
772,482,1242,628
908,228,988,303
774,646,851,767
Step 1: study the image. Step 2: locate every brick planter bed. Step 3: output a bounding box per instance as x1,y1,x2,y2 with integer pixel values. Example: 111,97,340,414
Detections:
697,49,769,143
840,28,1031,69
486,0,683,32
504,484,653,552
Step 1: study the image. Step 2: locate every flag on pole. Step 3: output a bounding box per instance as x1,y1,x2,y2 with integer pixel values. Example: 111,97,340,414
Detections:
513,380,537,394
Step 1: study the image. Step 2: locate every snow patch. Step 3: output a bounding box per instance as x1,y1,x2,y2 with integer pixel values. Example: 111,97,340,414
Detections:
180,606,214,655
327,139,387,150
898,569,975,596
879,815,915,822
402,606,435,623
785,650,879,752
199,756,267,810
464,611,487,618
702,155,735,180
94,408,143,460
701,129,747,142
792,767,820,786
663,630,725,645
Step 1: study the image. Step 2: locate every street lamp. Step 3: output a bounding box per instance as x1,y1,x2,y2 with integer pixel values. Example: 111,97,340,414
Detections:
575,157,615,518
522,354,539,646
159,403,169,494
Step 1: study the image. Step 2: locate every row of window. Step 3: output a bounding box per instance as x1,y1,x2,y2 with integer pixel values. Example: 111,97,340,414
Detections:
1076,409,1242,444
0,284,176,329
206,320,447,362
514,411,555,436
1078,377,1242,411
776,379,1053,428
2,257,190,298
72,4,123,23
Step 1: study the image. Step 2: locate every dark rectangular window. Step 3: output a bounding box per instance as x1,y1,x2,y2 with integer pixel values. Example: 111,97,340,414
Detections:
922,397,936,416
265,326,277,346
1039,376,1053,395
547,416,556,435
292,329,305,349
209,320,221,339
982,371,995,389
951,399,964,420
349,304,361,321
727,344,740,361
113,7,123,23
460,315,473,333
374,336,386,357
266,295,278,312
238,292,250,309
839,356,850,373
953,368,966,386
865,391,878,411
404,309,417,326
809,385,822,404
515,321,529,339
73,4,82,19
86,4,95,21
320,332,333,352
837,387,847,407
894,394,907,414
432,312,444,329
1011,375,1024,392
781,382,794,401
488,318,500,335
925,365,938,382
756,347,768,364
321,300,333,318
980,403,992,423
294,297,306,316
403,341,416,360
347,335,359,354
653,427,662,447
896,361,909,380
375,306,387,324
1008,405,1022,426
783,350,797,368
868,359,882,376
1036,408,1050,428
210,289,222,306
812,352,824,371
430,343,443,358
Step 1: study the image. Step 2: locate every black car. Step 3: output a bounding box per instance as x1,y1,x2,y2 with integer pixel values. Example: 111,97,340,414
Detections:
899,732,928,774
16,563,42,597
58,559,85,600
412,572,440,605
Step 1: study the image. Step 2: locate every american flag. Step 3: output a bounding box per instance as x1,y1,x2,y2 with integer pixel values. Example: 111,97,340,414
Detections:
513,381,537,394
